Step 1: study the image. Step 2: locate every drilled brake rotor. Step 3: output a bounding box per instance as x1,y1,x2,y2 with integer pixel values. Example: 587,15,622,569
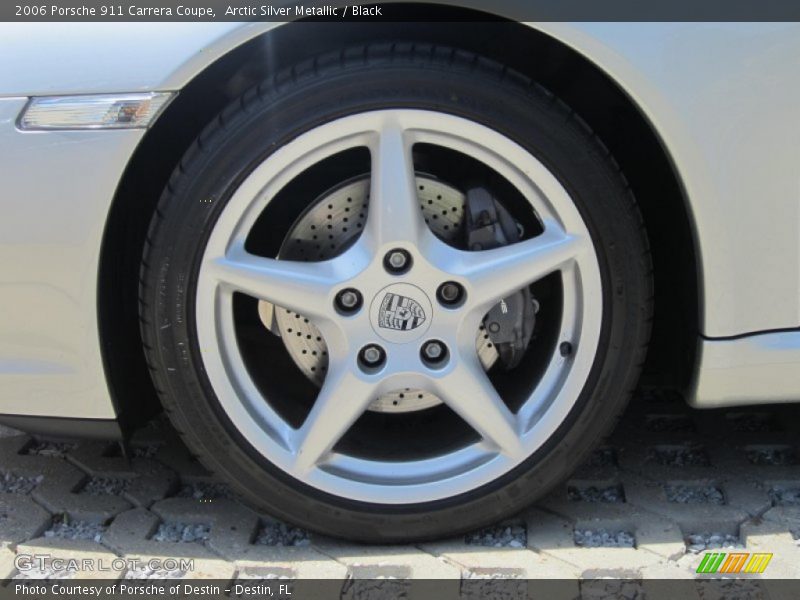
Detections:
258,175,498,413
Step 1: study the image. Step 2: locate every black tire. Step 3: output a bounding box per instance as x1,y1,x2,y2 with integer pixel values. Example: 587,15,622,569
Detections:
139,43,652,542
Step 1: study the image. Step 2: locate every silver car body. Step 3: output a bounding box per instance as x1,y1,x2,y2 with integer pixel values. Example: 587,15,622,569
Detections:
1,21,799,421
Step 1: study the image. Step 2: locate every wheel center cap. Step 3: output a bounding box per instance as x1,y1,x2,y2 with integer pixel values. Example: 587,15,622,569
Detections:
369,282,433,344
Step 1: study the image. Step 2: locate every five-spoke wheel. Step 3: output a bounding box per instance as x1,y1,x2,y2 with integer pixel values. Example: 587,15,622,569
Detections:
140,44,651,541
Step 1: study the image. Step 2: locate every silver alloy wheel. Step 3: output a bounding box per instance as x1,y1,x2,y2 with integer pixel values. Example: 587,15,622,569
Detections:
195,110,602,504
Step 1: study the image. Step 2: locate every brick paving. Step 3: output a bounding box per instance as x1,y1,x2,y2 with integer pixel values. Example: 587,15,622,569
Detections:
0,390,798,592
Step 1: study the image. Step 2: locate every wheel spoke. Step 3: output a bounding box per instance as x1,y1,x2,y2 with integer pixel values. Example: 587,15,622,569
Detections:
449,219,589,309
206,245,340,320
432,356,525,459
364,117,428,248
291,365,378,472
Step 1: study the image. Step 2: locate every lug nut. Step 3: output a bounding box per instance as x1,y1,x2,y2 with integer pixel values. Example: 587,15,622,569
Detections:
384,248,412,274
335,288,362,313
359,344,386,369
423,342,444,360
388,251,408,269
421,340,448,365
437,281,465,307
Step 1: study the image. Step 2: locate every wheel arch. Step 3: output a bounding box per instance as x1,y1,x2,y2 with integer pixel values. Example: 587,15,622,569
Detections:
98,10,700,432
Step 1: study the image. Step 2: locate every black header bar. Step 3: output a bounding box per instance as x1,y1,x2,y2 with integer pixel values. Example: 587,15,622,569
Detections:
5,0,800,23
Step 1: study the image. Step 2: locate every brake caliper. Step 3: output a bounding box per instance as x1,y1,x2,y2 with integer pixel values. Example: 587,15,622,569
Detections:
464,187,536,370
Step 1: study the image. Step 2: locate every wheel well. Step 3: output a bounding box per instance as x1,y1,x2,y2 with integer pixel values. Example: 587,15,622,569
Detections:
99,11,699,432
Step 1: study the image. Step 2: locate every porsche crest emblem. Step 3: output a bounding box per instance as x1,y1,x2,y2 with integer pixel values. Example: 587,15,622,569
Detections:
378,293,427,331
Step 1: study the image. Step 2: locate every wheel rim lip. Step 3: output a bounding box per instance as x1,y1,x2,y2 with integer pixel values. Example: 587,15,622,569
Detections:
195,109,603,504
